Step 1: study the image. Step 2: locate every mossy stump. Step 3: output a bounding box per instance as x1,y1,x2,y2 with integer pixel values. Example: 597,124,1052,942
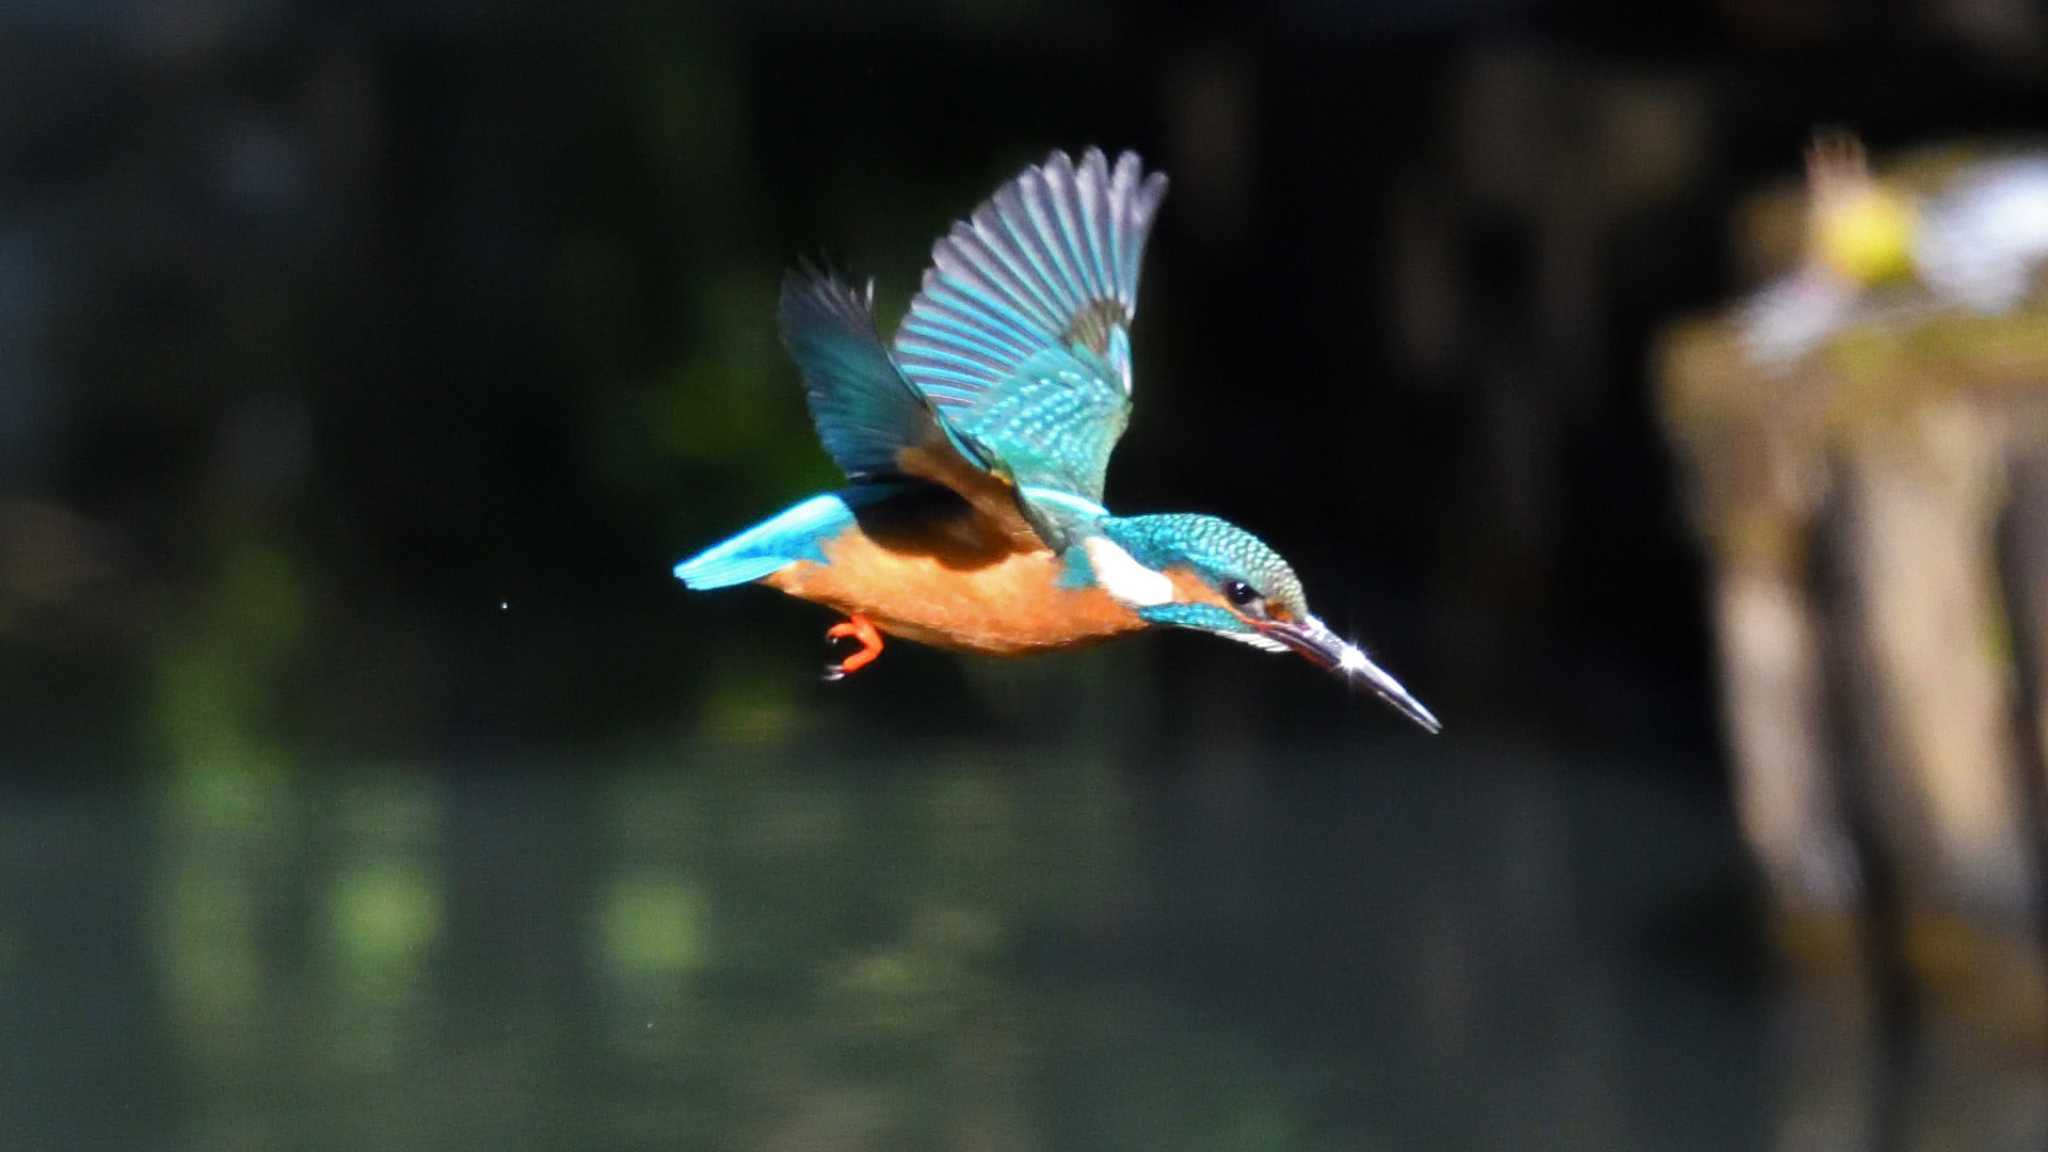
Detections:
1661,295,2048,1049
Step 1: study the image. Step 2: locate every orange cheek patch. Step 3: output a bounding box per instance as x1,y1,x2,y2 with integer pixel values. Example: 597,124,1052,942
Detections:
1164,566,1294,626
1164,567,1255,624
1164,567,1220,606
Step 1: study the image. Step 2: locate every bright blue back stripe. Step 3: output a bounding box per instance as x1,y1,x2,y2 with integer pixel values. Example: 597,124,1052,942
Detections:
674,489,899,590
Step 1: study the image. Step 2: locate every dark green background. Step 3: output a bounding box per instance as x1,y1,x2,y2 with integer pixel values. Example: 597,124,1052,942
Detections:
4,1,2045,1148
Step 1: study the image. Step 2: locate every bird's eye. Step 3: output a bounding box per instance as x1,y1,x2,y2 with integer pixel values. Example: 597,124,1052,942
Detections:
1223,579,1262,608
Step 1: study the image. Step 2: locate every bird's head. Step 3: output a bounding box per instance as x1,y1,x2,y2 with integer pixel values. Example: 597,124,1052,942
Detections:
1085,514,1440,732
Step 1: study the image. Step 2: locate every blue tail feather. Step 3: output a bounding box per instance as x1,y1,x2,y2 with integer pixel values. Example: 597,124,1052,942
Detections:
674,486,901,590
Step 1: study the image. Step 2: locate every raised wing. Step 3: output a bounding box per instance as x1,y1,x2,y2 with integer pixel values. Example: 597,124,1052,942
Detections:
892,149,1168,538
778,263,1041,546
779,265,939,482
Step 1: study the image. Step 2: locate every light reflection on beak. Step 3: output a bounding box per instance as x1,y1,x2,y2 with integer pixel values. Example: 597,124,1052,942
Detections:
1261,615,1442,734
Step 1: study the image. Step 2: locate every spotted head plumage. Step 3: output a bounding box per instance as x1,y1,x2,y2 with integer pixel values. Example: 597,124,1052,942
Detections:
1076,513,1440,732
1094,514,1304,630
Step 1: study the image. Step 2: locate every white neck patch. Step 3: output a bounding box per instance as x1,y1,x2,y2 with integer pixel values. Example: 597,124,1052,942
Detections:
1082,537,1174,608
1021,485,1108,518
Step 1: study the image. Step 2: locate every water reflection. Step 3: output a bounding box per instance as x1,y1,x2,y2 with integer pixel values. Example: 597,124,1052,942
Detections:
1,746,2042,1150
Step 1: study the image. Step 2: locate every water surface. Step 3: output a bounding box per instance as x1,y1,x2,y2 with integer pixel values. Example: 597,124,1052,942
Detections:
2,741,2040,1150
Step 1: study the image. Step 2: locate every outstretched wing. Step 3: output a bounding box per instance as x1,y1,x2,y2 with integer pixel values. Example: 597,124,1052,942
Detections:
779,263,1041,545
892,148,1168,543
780,264,955,482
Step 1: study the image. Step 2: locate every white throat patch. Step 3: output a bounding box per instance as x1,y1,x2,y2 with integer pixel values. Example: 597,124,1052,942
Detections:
1082,537,1175,608
1221,630,1289,654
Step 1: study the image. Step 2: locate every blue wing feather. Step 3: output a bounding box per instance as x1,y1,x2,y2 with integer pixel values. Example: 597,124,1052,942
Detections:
683,154,1170,590
892,150,1168,513
779,266,943,482
946,346,1128,503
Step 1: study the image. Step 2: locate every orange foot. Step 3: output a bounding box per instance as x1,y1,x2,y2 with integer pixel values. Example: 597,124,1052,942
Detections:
823,614,884,681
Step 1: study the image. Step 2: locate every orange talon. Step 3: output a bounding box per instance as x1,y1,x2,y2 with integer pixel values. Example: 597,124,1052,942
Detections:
823,614,884,680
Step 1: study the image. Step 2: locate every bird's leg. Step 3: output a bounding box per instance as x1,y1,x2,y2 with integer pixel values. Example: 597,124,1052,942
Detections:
823,614,884,681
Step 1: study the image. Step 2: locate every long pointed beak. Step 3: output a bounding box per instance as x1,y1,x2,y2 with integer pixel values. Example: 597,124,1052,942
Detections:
1261,615,1442,734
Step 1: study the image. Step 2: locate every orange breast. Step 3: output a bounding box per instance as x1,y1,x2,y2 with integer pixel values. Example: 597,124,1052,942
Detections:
760,514,1144,655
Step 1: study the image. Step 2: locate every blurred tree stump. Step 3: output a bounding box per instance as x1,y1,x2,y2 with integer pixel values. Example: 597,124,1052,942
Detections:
1659,157,2048,1047
2009,450,2048,769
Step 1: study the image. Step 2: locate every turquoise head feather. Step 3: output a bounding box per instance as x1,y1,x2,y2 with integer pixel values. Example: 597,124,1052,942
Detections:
1065,512,1441,733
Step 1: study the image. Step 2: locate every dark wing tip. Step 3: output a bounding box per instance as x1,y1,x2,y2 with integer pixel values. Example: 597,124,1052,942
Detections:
779,259,883,345
782,256,841,310
785,254,878,299
788,252,836,284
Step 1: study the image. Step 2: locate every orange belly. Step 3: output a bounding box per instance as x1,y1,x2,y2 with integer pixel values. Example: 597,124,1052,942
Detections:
761,521,1144,655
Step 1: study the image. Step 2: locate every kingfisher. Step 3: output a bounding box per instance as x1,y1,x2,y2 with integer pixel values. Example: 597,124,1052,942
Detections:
674,148,1439,732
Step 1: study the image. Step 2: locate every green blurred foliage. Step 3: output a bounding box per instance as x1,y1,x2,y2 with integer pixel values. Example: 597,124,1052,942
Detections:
329,863,440,981
601,875,710,975
154,543,308,801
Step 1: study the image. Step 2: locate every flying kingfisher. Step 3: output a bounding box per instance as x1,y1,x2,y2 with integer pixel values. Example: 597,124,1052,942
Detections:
674,148,1439,732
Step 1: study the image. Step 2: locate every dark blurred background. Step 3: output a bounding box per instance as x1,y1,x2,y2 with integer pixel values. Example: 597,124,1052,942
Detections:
5,1,2047,1149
